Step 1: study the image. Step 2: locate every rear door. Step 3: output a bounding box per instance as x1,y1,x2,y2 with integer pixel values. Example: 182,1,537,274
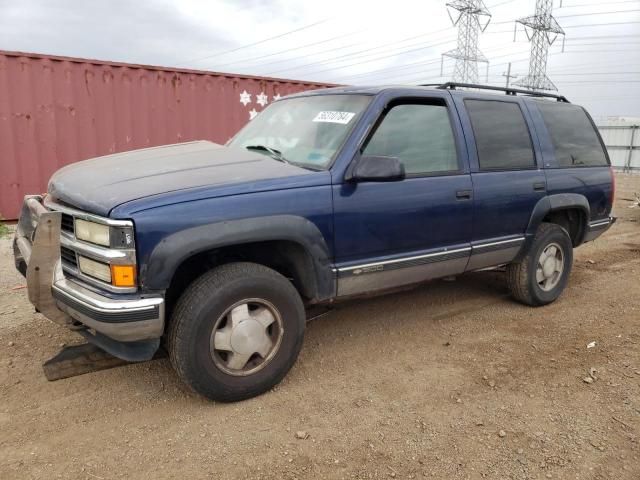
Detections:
452,94,547,270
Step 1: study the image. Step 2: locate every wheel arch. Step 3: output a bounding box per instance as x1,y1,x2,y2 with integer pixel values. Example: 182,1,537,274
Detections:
141,215,335,306
522,194,591,254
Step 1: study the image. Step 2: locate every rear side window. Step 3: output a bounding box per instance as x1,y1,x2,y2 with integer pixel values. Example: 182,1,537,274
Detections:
363,103,458,175
465,100,535,170
536,102,608,167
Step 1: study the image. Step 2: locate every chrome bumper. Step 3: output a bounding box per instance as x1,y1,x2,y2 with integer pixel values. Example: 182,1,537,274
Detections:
13,195,164,343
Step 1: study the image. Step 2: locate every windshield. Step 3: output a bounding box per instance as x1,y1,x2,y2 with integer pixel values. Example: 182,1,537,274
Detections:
228,94,372,170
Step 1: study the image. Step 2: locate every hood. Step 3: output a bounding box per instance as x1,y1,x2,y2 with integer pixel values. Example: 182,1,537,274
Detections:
48,141,314,216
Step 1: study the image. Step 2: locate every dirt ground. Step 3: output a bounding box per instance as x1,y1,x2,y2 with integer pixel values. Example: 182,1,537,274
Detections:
1,174,639,480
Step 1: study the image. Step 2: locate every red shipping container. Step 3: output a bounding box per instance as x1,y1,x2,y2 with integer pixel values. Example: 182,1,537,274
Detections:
0,50,334,219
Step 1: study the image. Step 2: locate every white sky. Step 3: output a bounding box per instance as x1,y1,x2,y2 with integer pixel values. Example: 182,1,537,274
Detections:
1,0,639,118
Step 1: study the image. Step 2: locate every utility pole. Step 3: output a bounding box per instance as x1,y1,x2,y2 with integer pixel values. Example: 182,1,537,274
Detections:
441,1,492,84
502,62,518,88
514,0,565,91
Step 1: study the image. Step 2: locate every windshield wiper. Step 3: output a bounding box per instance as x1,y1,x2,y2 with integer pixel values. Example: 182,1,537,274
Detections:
244,144,323,171
245,145,289,164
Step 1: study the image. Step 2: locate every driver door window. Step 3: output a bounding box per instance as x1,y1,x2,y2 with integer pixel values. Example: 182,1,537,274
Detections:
363,103,459,175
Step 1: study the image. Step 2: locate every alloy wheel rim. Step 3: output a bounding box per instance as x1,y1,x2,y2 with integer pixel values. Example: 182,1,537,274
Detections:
536,242,564,292
210,298,284,376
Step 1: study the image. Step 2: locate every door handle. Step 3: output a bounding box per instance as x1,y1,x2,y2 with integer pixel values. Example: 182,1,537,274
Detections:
533,182,546,191
455,189,473,200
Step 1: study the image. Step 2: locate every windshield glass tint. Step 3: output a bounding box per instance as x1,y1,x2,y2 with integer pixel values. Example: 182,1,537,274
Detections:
228,94,371,169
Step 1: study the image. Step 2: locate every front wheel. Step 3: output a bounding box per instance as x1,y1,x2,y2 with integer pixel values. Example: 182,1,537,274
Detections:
507,223,573,306
168,262,306,402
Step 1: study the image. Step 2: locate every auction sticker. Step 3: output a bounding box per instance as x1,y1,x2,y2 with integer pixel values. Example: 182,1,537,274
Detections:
313,111,356,124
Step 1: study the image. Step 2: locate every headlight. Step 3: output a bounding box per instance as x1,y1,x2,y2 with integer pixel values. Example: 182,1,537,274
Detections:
50,199,138,291
74,219,135,249
77,256,136,287
75,219,110,246
78,256,112,283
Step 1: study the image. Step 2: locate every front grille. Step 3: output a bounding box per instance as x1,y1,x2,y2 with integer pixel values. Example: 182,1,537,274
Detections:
60,246,78,269
61,213,74,233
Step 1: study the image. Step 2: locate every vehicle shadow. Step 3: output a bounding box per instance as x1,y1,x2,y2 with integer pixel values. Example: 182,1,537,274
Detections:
129,270,512,402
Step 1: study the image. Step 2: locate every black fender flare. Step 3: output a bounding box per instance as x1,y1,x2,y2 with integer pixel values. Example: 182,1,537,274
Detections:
141,215,335,301
518,193,591,258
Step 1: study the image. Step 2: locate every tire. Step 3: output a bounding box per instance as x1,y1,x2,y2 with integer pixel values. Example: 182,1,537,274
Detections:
506,223,573,307
168,262,305,402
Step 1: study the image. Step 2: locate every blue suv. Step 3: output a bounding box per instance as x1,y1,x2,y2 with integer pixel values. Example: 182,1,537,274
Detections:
14,83,615,401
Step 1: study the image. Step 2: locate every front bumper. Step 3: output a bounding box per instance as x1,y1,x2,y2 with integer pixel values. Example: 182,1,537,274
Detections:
13,195,164,360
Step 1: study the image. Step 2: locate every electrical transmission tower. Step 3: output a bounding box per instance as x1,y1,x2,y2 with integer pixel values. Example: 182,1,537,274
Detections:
514,0,565,91
441,1,492,84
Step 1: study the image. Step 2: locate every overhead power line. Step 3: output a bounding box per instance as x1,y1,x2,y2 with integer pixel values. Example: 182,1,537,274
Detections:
247,39,366,70
485,20,640,34
556,8,640,18
338,56,455,82
552,80,640,84
336,32,639,83
263,35,457,77
207,29,367,70
261,27,455,75
177,18,332,66
491,8,640,25
559,0,640,8
550,57,640,73
343,44,533,84
195,17,640,82
207,23,461,73
560,33,640,40
488,71,640,78
486,0,517,8
349,41,637,86
221,27,456,75
335,35,608,84
294,38,459,80
351,33,640,81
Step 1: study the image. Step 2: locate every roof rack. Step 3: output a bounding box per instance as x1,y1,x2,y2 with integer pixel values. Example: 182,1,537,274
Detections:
419,82,570,103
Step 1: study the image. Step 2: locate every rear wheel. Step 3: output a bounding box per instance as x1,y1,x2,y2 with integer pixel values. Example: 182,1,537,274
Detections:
168,262,305,402
507,223,573,306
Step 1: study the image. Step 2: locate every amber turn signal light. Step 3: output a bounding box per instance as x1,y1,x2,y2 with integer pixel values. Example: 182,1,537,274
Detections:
111,265,136,287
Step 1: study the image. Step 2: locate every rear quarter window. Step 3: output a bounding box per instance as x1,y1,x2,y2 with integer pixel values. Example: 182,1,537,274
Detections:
536,101,608,167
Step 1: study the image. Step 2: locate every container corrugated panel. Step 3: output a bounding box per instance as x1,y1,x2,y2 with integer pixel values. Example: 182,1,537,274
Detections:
0,50,334,219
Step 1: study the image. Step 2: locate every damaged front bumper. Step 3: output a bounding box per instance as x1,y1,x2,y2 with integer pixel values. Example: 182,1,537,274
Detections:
13,195,164,361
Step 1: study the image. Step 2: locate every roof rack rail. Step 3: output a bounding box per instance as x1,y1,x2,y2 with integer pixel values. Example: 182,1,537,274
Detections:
419,82,570,103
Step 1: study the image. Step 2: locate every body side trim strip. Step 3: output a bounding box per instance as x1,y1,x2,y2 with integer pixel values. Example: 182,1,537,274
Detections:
589,219,612,228
337,246,472,273
471,237,525,249
335,236,526,274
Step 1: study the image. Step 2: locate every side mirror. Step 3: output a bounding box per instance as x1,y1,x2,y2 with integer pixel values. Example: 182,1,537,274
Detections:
345,155,406,183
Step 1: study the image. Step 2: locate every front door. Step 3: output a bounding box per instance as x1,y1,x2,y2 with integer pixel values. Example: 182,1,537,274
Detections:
332,94,473,297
